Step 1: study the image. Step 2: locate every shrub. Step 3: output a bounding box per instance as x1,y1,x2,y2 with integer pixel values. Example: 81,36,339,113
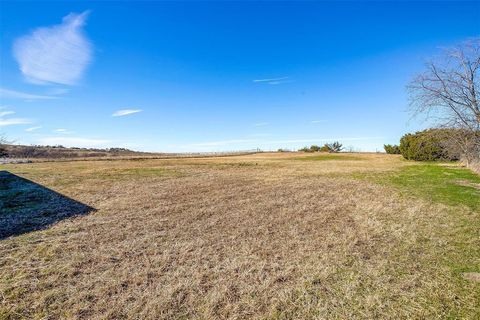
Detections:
384,144,401,154
320,145,330,152
0,146,6,158
309,145,321,152
324,141,343,153
0,136,8,158
299,146,313,153
399,129,460,161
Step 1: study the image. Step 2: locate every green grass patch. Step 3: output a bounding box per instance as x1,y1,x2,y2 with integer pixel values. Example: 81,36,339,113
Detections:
293,154,364,161
358,162,480,317
378,163,480,211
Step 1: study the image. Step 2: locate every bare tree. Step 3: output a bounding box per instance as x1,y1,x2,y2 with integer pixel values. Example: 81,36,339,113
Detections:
0,135,8,158
408,38,480,165
325,141,343,153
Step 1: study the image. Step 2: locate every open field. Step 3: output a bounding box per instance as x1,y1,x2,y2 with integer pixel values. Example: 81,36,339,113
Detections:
1,152,479,319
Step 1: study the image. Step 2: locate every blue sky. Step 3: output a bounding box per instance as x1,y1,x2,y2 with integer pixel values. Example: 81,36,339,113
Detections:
0,1,479,152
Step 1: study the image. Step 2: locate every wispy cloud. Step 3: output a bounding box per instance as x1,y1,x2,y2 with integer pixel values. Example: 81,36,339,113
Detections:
25,126,42,132
0,107,32,127
38,137,111,148
13,11,92,85
0,88,56,100
0,111,15,117
54,128,73,134
253,77,289,83
254,122,269,127
112,109,142,117
0,118,33,127
253,77,291,85
311,120,327,124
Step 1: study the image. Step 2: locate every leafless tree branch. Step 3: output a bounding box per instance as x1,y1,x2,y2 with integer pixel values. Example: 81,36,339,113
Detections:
408,38,480,166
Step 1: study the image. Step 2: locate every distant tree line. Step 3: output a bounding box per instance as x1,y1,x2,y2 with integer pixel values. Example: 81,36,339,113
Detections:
0,143,141,159
299,142,343,153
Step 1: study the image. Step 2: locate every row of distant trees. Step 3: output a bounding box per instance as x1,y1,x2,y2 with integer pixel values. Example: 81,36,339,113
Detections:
0,138,138,159
298,141,343,153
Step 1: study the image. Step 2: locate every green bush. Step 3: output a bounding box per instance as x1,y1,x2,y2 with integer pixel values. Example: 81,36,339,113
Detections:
399,129,459,161
384,144,401,154
309,145,321,152
299,146,313,153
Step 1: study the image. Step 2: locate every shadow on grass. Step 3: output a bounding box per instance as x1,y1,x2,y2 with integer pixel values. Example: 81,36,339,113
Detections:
0,171,95,240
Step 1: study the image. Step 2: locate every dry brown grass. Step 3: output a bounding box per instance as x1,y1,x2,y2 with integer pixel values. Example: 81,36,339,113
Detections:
0,153,479,319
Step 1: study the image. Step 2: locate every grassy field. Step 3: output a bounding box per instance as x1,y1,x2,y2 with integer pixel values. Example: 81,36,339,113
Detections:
1,152,479,319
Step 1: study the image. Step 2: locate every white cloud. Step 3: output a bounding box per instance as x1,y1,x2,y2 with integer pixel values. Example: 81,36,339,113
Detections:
253,77,289,83
254,122,269,127
0,118,32,127
54,128,73,134
311,120,327,124
25,126,42,132
253,77,292,85
267,80,290,85
112,109,142,117
13,11,92,85
0,111,15,117
38,137,111,148
0,88,56,100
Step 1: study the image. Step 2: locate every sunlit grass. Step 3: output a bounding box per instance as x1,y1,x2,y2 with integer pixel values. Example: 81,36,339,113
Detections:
1,154,479,319
293,153,365,161
383,163,480,211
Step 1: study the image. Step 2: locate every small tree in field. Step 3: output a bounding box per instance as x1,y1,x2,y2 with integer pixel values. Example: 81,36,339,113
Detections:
408,38,480,166
325,141,343,153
